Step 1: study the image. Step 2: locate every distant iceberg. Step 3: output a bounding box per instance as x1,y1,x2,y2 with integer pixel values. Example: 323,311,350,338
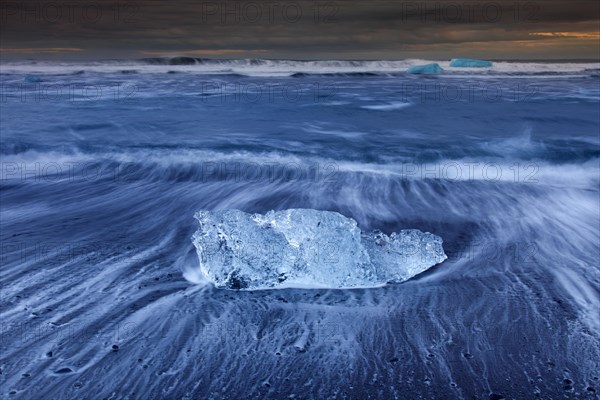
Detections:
449,58,493,68
407,63,444,75
191,209,447,290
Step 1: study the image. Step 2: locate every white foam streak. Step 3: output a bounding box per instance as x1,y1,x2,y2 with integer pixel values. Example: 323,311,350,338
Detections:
2,59,598,76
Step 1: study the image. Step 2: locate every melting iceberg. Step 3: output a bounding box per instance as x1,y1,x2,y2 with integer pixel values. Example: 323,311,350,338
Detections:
449,58,493,68
191,209,447,290
407,63,444,75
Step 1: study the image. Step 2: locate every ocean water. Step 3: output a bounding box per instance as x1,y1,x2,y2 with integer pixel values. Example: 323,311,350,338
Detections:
1,59,599,399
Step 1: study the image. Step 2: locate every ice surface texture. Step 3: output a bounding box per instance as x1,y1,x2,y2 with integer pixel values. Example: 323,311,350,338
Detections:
407,63,444,74
192,209,447,290
450,58,493,68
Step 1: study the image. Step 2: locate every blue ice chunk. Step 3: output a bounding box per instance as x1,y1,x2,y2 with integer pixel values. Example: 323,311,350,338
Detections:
449,58,493,68
191,209,447,290
407,63,444,75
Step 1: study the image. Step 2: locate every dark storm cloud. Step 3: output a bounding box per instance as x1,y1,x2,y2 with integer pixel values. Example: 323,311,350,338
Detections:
1,0,599,59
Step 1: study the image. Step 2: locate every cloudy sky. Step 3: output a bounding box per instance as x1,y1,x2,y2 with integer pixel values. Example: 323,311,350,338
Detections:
1,0,599,60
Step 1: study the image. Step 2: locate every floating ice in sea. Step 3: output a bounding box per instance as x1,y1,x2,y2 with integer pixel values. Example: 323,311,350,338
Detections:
449,58,493,68
191,209,447,290
407,63,444,74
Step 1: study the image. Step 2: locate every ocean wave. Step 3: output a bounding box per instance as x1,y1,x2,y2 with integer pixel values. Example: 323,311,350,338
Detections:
1,58,598,77
1,147,598,189
2,58,599,399
361,102,412,111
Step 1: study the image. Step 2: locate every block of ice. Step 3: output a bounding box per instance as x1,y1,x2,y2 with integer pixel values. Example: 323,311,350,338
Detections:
449,58,493,68
407,63,444,75
191,209,447,290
